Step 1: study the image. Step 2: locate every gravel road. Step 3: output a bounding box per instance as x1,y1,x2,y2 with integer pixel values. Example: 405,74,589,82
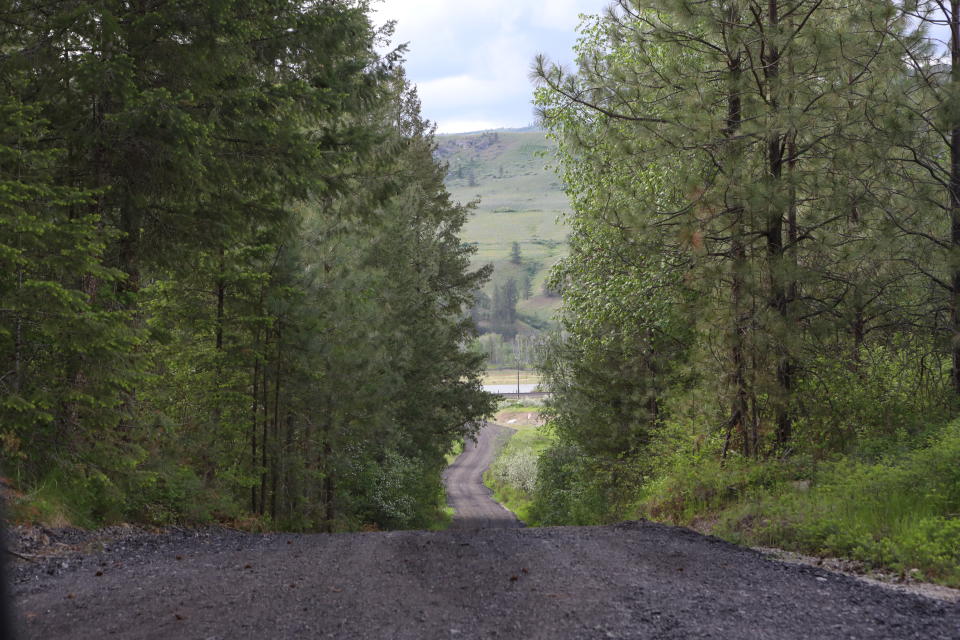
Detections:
12,522,960,639
9,420,960,639
443,422,521,529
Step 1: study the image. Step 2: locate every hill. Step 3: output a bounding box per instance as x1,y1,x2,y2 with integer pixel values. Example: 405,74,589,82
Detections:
437,130,569,340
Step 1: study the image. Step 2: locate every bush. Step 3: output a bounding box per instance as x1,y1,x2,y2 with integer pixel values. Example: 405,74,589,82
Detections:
489,447,538,494
341,450,445,531
125,464,212,525
793,341,952,459
531,442,645,526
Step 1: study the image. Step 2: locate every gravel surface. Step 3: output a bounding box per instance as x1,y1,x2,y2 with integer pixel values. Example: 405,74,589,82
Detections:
10,521,960,639
8,421,960,638
443,423,521,529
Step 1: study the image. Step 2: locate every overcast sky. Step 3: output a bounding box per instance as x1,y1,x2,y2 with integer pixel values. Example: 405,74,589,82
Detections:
371,0,606,134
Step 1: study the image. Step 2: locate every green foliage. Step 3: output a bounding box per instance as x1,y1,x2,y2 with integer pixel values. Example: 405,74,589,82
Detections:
0,2,494,532
531,443,646,526
484,427,554,524
793,341,952,458
712,422,960,585
342,450,448,531
0,74,138,478
519,1,960,587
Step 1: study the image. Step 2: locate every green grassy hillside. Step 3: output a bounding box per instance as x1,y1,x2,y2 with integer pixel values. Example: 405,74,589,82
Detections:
437,130,569,332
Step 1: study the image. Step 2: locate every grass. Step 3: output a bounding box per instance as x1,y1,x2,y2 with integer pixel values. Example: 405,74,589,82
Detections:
483,369,540,385
8,481,76,528
427,504,456,531
439,131,569,216
641,421,960,587
437,130,569,331
484,420,555,525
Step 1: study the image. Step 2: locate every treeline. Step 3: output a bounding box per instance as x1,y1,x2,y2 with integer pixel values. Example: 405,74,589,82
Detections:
525,1,960,578
0,0,493,530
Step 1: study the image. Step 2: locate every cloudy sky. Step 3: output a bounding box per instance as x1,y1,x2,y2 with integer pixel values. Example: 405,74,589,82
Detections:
371,0,606,134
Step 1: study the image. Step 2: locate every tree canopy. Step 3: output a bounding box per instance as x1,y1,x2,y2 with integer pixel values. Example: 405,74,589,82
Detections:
0,0,494,530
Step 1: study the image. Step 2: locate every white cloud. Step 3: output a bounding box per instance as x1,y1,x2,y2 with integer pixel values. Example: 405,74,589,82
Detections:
417,75,500,109
533,0,596,29
372,0,605,132
435,119,504,134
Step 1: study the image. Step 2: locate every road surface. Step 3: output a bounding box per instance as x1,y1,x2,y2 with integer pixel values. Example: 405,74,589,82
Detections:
442,422,522,529
12,522,960,639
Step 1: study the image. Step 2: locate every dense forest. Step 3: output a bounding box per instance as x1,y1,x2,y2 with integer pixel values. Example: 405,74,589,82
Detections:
0,0,495,531
491,0,960,583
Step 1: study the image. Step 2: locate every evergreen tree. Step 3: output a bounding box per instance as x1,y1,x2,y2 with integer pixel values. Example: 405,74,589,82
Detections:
0,80,135,477
535,0,907,456
510,241,522,265
492,279,520,338
0,0,495,529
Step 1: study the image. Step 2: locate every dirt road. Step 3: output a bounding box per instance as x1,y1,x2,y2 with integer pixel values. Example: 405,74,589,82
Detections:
443,422,521,529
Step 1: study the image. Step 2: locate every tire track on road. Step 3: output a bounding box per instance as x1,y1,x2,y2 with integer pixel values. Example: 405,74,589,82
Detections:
442,422,522,529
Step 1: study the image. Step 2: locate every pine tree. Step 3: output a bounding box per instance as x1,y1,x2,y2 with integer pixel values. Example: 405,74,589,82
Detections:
534,0,907,456
510,241,522,265
0,77,135,477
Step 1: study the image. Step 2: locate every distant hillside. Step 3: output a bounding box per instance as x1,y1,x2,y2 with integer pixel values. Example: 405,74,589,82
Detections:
436,130,570,340
437,130,568,217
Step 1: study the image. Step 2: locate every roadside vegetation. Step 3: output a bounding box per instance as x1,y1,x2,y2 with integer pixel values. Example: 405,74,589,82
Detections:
483,402,553,524
483,0,960,588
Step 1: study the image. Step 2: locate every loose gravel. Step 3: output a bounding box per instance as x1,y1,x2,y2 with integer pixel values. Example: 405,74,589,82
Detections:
10,521,960,639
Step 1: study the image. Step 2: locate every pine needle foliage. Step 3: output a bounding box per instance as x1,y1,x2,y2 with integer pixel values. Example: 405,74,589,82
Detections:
0,1,494,530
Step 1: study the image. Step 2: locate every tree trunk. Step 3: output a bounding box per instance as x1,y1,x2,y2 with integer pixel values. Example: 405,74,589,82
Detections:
259,331,269,515
323,440,335,532
724,50,751,459
250,331,260,514
270,325,282,521
764,0,794,452
950,0,960,396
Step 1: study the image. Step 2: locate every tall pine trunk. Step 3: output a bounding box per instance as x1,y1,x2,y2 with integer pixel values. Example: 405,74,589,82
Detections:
249,340,260,514
724,50,752,458
764,0,794,451
951,1,960,396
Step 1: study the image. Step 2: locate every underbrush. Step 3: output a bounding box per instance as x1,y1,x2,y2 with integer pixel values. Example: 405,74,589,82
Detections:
641,421,960,586
445,438,464,466
530,443,646,526
7,463,240,529
484,426,554,524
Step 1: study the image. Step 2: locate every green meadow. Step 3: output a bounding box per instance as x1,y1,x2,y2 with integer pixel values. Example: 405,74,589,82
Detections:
437,129,569,329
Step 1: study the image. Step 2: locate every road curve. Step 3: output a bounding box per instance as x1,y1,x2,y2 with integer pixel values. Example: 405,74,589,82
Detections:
443,422,522,529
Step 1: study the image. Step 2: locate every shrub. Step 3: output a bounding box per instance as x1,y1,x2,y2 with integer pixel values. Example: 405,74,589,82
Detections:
531,442,645,526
